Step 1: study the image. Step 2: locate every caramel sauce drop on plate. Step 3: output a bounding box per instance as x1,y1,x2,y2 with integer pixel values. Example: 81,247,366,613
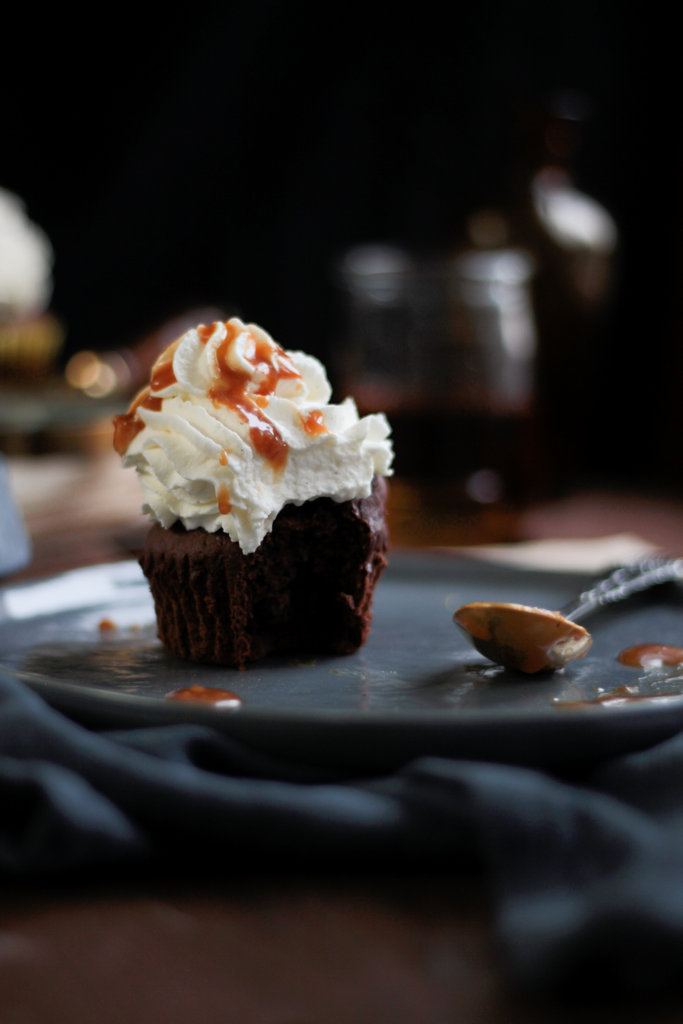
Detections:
618,644,683,668
554,645,683,708
553,685,671,708
167,685,242,708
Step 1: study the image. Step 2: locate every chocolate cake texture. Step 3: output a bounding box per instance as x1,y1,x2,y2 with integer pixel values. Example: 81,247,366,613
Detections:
140,475,389,667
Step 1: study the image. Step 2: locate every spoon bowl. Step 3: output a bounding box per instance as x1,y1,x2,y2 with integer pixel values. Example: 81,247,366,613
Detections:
453,556,683,674
453,602,592,673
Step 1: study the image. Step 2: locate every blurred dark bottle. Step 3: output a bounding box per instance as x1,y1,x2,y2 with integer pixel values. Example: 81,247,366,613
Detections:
461,91,618,484
333,94,616,545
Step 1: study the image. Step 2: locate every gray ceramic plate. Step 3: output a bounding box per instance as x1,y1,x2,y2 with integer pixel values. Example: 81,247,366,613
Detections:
2,552,683,770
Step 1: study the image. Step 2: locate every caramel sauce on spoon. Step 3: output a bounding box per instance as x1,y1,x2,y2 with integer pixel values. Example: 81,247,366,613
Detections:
453,602,592,673
454,558,683,675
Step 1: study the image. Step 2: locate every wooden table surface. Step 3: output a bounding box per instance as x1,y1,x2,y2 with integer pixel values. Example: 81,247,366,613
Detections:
4,451,683,1023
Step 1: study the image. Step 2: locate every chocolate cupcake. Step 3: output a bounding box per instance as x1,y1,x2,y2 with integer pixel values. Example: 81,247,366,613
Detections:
114,317,393,666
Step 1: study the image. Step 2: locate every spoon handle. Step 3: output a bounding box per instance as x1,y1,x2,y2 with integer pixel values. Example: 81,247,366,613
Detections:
561,556,683,624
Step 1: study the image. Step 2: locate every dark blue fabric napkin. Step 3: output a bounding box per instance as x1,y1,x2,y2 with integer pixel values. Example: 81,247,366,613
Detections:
3,666,683,998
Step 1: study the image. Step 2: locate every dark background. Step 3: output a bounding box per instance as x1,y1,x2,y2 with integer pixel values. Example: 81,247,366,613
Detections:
2,2,677,487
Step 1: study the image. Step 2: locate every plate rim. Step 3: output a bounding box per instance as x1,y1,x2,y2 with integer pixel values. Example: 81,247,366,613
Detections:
4,553,683,769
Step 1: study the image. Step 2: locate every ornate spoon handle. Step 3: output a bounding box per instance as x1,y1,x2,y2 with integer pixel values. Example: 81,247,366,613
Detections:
562,556,683,624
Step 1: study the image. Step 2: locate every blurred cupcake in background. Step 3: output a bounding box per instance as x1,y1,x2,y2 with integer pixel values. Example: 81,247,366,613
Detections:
0,186,63,380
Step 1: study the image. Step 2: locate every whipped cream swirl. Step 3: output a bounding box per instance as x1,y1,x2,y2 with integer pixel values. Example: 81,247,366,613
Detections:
114,318,393,553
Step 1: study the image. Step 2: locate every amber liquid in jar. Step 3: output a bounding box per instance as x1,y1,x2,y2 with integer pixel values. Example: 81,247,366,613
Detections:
355,391,540,547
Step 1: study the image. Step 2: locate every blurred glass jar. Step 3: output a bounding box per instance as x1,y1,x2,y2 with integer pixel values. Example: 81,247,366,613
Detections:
334,244,541,544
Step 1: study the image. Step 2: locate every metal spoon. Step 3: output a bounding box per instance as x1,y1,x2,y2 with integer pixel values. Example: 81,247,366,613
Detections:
453,556,683,674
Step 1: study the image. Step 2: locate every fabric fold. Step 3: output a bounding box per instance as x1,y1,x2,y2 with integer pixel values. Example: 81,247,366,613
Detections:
4,668,683,996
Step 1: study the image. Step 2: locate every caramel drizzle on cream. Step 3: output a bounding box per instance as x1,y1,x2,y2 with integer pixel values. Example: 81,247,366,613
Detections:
113,321,328,474
204,320,299,473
